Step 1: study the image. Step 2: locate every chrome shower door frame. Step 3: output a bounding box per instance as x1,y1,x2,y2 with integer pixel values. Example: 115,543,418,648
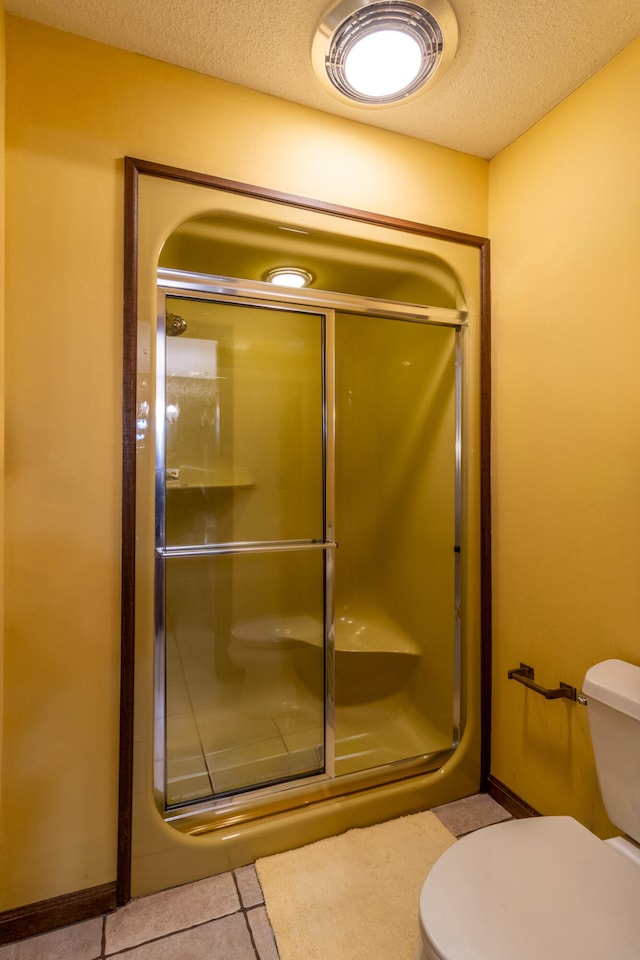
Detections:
153,267,466,829
154,280,336,813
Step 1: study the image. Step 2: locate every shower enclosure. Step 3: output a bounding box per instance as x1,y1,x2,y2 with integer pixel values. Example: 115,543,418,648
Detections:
155,269,462,819
124,159,487,900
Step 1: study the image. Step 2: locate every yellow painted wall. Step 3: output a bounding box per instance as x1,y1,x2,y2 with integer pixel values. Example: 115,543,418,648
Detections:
490,36,640,835
1,15,487,909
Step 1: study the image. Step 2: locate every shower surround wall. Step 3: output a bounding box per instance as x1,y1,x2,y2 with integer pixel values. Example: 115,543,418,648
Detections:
129,160,484,897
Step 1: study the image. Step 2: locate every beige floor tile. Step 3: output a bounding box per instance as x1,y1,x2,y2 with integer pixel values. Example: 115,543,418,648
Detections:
108,913,253,960
105,873,239,955
0,918,102,960
247,906,279,960
432,793,512,836
234,865,263,908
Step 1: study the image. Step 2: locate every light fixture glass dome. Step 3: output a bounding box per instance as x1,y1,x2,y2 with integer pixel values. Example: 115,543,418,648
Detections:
264,267,314,288
345,29,423,97
312,0,458,107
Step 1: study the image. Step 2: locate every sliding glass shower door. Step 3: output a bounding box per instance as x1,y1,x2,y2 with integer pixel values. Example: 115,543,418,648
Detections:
158,294,329,806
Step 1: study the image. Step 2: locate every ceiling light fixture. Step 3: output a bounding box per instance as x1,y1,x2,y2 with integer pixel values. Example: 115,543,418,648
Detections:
312,0,458,107
264,267,314,288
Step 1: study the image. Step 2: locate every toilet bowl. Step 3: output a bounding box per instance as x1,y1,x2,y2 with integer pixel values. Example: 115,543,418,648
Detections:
418,659,640,959
228,615,323,716
418,816,640,959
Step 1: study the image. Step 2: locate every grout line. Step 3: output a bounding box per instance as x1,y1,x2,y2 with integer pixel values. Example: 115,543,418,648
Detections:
231,871,263,960
247,904,281,960
242,911,262,960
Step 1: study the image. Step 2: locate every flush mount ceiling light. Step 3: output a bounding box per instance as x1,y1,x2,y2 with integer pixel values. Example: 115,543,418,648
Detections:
264,267,314,288
312,0,458,107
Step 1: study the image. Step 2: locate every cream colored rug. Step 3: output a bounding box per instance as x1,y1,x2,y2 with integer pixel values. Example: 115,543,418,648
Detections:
256,811,456,960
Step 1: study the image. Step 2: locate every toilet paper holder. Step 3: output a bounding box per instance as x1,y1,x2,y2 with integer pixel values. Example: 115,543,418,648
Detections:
508,662,577,701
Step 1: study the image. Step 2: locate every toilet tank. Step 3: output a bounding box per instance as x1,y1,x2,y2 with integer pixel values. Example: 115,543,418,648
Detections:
583,659,640,841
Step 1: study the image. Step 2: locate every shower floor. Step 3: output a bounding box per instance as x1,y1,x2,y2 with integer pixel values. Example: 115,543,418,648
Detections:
165,628,453,806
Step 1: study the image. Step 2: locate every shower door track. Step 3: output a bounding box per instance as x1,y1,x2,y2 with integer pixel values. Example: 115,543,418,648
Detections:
158,267,467,327
154,268,466,834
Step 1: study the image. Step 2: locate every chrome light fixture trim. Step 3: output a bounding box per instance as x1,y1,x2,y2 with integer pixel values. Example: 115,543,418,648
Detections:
312,0,458,107
264,267,314,288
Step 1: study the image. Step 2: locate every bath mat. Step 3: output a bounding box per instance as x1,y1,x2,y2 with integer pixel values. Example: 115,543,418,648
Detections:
256,811,456,960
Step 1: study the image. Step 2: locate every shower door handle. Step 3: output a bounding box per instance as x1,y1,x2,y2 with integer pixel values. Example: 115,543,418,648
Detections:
158,539,337,558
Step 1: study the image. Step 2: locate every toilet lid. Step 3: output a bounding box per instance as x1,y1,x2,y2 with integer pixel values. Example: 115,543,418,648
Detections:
420,816,640,960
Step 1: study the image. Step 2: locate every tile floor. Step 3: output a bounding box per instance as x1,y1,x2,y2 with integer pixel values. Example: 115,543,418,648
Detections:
0,794,512,960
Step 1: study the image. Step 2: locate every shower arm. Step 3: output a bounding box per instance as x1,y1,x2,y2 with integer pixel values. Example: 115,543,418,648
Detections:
507,663,577,701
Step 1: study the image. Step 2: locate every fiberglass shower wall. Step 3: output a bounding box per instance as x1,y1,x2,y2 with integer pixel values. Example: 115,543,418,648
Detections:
157,280,459,811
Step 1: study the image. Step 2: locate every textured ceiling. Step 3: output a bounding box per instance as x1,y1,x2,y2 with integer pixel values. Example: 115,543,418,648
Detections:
6,0,640,158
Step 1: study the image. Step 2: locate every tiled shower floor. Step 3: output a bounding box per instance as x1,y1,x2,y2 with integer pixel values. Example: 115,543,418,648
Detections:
166,628,453,805
0,794,512,960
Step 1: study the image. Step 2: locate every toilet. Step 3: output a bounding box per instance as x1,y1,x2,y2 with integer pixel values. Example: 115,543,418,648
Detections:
418,659,640,959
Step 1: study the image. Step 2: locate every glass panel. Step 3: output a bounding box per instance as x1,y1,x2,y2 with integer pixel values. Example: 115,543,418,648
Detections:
164,549,326,806
163,296,324,546
333,313,457,775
